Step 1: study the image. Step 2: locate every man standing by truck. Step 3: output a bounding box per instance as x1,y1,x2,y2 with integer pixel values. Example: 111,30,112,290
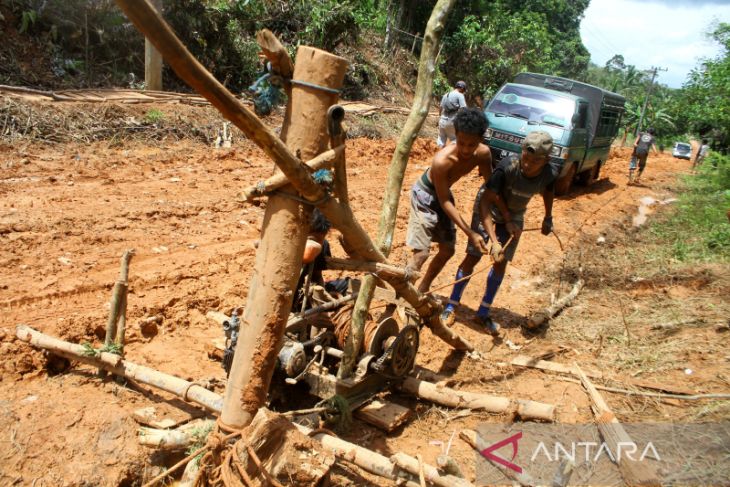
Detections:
437,80,468,148
405,108,494,293
441,131,558,334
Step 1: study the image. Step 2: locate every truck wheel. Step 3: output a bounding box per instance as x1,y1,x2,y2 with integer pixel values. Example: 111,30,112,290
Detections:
578,163,601,186
555,163,576,196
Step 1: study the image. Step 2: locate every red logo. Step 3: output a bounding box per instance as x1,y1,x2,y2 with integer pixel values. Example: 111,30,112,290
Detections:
480,432,522,473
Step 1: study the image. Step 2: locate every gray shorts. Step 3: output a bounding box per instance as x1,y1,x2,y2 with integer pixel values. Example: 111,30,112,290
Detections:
466,188,520,261
406,180,456,251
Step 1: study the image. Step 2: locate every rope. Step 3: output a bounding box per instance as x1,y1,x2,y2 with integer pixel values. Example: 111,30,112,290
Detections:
289,78,341,95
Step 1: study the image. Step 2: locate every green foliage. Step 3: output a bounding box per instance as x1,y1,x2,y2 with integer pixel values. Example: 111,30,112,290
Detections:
435,0,589,100
81,342,99,357
19,9,38,33
650,152,730,262
680,23,730,146
144,109,165,124
100,342,123,355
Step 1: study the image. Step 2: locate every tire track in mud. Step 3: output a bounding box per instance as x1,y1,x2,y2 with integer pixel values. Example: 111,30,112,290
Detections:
2,238,257,309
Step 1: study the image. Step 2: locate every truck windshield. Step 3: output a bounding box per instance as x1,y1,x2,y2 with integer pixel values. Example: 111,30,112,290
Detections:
487,84,576,128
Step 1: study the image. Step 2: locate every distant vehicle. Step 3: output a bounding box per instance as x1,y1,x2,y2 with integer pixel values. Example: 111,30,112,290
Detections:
483,72,625,195
672,142,692,160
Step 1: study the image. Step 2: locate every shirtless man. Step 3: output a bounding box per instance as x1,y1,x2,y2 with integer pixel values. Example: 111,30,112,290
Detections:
405,108,494,293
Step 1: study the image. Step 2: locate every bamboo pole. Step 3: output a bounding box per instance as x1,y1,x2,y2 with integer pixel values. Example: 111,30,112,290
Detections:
16,325,223,412
138,419,216,450
400,377,555,422
295,424,419,487
460,429,537,486
342,0,458,378
390,452,474,487
113,0,474,361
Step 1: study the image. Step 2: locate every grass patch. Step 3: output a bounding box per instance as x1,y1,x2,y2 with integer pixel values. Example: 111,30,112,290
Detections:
650,153,730,262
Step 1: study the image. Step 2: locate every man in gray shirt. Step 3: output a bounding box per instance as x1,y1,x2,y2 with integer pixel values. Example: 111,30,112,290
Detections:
441,131,558,334
437,81,467,148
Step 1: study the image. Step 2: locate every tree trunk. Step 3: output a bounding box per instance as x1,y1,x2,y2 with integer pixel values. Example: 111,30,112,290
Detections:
339,0,457,378
220,45,348,430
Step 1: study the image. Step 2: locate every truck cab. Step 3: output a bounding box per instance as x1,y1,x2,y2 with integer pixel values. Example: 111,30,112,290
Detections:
484,73,625,194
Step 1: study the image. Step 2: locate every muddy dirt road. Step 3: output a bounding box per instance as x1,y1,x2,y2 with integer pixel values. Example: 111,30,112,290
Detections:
1,101,727,486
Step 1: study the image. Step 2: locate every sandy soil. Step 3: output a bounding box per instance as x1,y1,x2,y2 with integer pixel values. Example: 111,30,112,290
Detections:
1,100,728,486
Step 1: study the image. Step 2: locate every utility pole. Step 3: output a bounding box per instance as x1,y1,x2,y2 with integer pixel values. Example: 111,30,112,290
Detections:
635,66,667,136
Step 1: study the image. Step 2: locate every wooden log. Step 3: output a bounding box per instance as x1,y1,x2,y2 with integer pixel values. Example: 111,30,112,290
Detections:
343,0,459,379
460,429,537,486
295,424,419,487
325,257,417,281
574,363,661,486
390,452,473,487
220,44,348,430
138,419,215,450
527,279,584,329
400,377,555,422
240,146,342,201
114,0,474,357
16,325,223,413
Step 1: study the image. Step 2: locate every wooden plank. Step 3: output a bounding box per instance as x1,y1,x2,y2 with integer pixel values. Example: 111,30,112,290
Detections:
355,399,412,432
575,364,661,487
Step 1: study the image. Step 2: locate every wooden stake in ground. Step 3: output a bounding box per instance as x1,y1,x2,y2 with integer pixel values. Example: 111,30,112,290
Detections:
144,0,163,90
341,0,457,378
100,249,134,377
574,363,661,486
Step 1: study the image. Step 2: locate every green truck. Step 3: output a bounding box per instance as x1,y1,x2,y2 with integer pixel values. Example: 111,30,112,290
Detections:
483,72,625,194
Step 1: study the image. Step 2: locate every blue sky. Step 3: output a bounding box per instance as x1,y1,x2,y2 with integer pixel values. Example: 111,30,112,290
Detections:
580,0,730,88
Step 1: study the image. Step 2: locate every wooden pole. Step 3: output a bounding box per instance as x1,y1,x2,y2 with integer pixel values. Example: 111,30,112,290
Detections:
400,377,555,422
100,249,134,377
16,325,223,412
460,429,538,486
575,364,661,486
341,0,458,378
391,452,474,487
527,279,584,329
113,0,474,359
144,0,163,91
220,45,348,430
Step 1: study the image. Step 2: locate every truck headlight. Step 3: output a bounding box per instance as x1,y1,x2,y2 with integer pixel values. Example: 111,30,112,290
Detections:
550,145,568,159
484,128,493,139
